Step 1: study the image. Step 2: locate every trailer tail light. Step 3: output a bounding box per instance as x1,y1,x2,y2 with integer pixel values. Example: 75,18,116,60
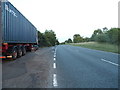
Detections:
0,56,6,59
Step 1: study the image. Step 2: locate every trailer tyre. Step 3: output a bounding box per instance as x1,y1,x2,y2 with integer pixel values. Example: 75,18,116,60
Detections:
22,47,26,56
12,48,17,60
17,48,22,57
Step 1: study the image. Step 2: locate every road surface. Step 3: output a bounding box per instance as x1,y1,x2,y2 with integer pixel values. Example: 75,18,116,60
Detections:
2,47,54,88
2,45,118,88
55,45,118,88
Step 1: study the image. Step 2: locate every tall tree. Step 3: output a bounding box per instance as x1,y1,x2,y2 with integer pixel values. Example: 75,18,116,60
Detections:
44,30,56,46
91,29,103,41
73,34,83,43
38,30,58,46
38,31,47,46
67,38,72,43
107,28,119,44
56,39,60,45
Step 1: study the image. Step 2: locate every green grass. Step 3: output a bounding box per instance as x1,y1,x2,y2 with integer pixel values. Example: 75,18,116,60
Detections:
67,42,119,54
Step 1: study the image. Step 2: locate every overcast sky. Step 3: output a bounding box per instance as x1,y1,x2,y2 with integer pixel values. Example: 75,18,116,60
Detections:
9,0,119,42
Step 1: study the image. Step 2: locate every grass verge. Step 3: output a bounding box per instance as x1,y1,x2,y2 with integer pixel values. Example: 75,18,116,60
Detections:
67,42,119,54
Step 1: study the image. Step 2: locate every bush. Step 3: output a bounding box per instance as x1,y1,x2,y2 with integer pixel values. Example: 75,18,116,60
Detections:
95,34,109,42
91,28,120,45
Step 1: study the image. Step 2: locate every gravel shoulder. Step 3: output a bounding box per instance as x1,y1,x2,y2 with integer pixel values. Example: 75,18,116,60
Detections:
2,47,55,88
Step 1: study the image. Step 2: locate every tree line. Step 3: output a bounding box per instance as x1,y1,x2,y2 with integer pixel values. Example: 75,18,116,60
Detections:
64,27,120,45
38,30,59,47
37,27,119,46
64,34,89,44
91,27,120,44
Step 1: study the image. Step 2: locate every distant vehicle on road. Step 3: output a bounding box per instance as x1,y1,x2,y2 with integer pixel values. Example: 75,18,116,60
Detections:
0,1,38,60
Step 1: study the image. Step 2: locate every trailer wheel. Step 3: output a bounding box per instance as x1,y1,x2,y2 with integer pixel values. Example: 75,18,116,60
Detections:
17,48,22,57
12,48,17,60
22,47,26,56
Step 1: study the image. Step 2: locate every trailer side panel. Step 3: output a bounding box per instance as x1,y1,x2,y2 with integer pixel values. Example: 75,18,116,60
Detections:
2,1,37,43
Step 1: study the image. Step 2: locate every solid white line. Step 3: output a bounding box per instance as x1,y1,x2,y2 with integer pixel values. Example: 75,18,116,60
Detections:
101,59,119,66
54,58,56,61
53,74,58,87
53,63,56,69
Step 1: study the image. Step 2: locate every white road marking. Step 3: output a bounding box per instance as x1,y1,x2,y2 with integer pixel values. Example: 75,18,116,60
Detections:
53,47,58,87
54,58,56,61
53,74,58,87
54,54,56,58
101,59,119,66
53,63,56,69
